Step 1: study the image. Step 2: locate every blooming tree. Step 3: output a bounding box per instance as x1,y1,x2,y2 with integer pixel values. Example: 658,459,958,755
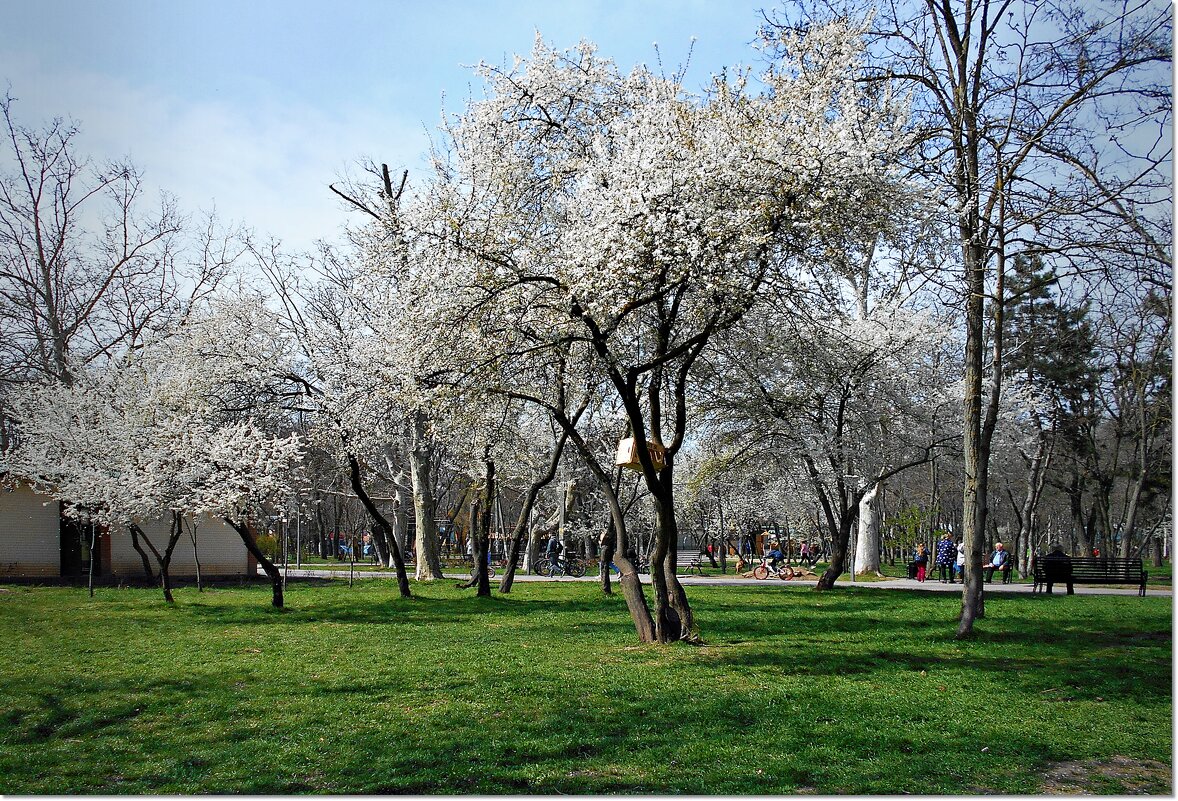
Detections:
2,295,303,606
402,24,907,642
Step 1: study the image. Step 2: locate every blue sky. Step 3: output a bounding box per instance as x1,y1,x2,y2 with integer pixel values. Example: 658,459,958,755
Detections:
3,1,770,250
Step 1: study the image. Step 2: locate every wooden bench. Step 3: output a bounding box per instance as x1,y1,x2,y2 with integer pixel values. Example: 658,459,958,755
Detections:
682,555,704,575
1031,556,1148,597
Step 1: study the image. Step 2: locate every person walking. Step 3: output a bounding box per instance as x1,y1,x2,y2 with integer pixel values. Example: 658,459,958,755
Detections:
953,539,965,583
545,534,564,569
934,531,955,582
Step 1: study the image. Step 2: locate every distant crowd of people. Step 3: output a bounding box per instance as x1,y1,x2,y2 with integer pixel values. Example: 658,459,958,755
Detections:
908,532,1012,584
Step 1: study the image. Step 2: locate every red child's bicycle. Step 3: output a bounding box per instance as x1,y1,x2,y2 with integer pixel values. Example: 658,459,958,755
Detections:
752,557,794,581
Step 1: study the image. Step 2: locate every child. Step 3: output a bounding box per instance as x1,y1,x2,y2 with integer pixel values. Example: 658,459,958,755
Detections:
914,543,929,582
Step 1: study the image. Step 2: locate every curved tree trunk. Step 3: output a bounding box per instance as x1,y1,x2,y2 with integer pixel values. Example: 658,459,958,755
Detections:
187,517,204,592
568,432,655,642
127,523,156,581
649,471,693,642
348,454,411,597
499,430,571,593
815,514,855,591
598,517,617,595
129,517,184,603
226,517,284,607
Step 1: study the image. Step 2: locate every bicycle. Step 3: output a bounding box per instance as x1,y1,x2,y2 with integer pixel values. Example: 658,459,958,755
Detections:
466,555,497,579
535,555,587,578
752,557,794,581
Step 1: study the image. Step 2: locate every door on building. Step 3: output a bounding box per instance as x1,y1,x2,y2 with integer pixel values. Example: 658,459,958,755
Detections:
60,516,100,580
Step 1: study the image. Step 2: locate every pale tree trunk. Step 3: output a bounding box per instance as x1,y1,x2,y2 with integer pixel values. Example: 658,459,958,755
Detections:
1117,471,1150,559
390,491,407,567
410,411,445,580
1068,476,1094,556
854,481,883,577
1010,433,1051,577
380,450,410,563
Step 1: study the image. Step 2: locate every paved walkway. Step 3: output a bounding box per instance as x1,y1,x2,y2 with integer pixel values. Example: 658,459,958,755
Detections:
265,566,1171,597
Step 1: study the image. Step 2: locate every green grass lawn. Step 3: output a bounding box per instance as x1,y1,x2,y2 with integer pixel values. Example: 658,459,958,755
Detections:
0,580,1170,794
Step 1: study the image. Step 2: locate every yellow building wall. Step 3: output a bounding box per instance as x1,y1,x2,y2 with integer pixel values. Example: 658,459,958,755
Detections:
110,515,249,578
0,483,61,577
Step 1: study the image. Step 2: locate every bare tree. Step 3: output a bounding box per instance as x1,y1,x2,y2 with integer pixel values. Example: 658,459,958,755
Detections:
0,96,234,388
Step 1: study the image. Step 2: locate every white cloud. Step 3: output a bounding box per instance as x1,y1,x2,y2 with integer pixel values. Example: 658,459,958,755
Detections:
4,51,431,252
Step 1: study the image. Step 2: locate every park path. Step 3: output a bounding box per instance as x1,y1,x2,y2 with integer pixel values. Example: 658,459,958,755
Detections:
264,566,1170,597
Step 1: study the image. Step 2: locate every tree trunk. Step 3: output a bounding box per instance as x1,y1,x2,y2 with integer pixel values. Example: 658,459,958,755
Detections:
472,451,494,598
188,517,204,592
649,462,692,643
854,481,883,577
598,517,617,595
958,233,1000,638
87,523,96,598
128,524,156,581
1013,433,1051,577
129,517,184,603
348,453,411,598
816,513,855,590
391,492,407,567
226,518,283,607
1117,470,1150,559
410,411,445,580
1068,474,1093,556
567,432,655,642
500,432,572,593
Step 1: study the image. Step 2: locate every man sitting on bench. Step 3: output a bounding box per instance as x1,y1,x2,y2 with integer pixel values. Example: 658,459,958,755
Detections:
984,542,1011,583
1042,543,1074,595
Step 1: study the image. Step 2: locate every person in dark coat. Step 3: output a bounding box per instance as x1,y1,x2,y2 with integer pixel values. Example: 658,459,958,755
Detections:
934,531,955,583
1042,544,1074,595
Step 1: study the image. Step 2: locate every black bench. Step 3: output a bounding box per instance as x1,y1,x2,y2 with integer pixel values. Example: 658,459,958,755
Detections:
1031,556,1147,597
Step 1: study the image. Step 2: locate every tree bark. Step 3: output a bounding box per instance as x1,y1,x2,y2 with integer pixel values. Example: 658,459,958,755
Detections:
226,518,283,607
128,524,156,581
499,430,571,593
410,411,445,580
347,453,412,598
471,450,495,598
854,481,883,577
129,517,183,603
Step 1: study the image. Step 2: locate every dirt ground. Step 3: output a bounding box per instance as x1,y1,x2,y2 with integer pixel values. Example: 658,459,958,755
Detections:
1038,756,1172,795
